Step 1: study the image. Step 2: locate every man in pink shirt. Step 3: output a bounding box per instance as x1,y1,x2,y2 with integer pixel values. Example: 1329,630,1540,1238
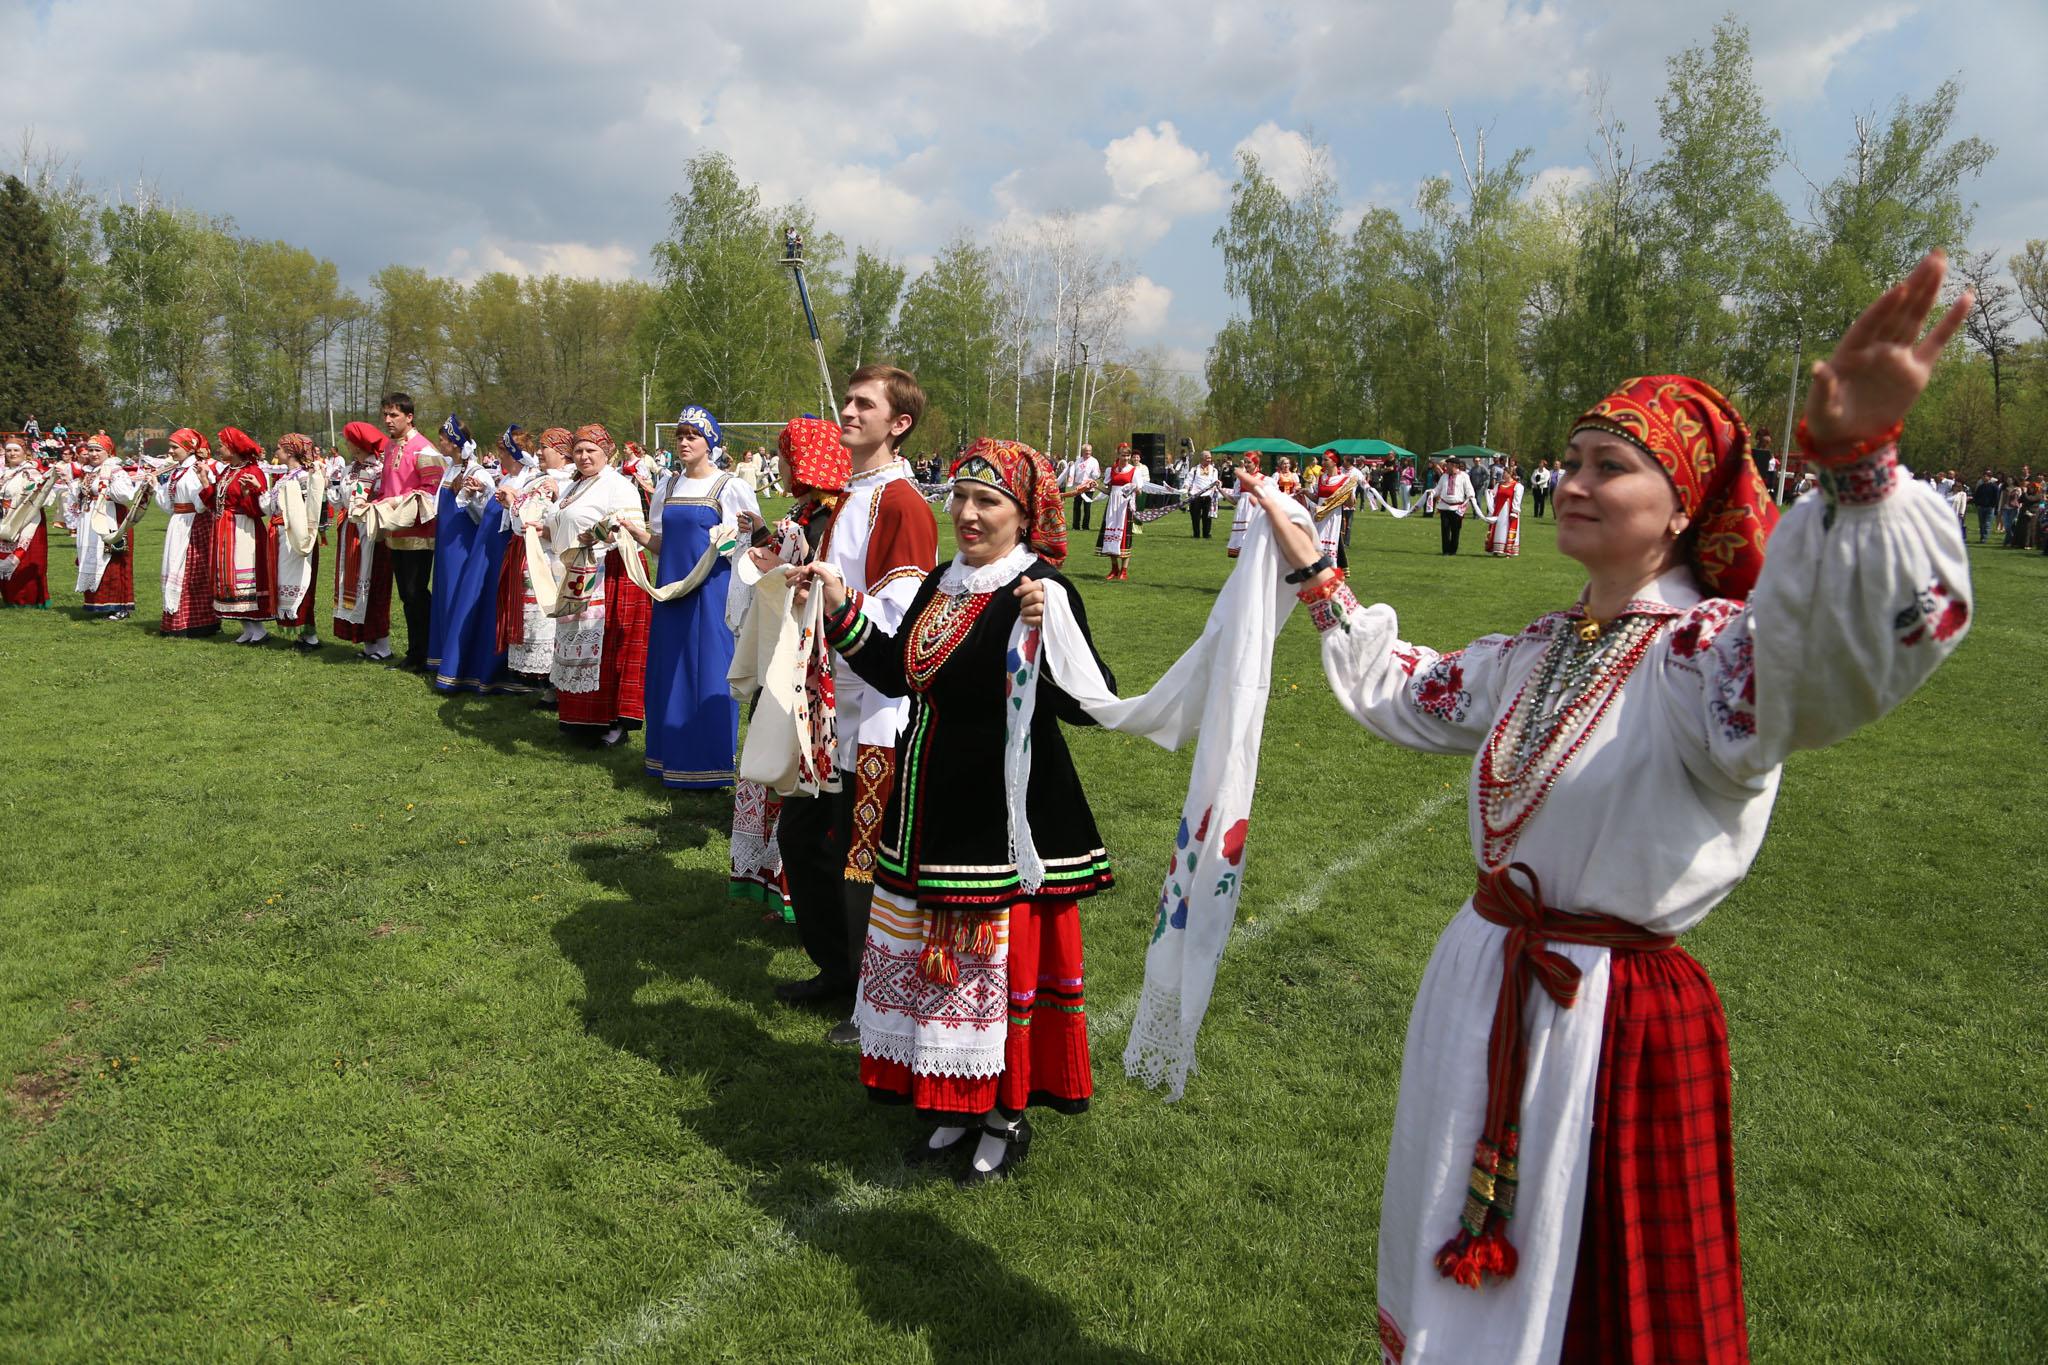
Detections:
375,392,449,671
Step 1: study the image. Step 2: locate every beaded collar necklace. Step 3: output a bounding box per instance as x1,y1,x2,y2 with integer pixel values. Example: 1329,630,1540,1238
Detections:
1476,610,1670,867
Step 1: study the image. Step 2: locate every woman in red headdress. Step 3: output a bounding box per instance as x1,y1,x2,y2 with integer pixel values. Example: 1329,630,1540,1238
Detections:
1263,252,1975,1363
0,432,55,608
65,434,140,618
797,438,1115,1184
152,428,221,635
209,427,277,643
331,421,392,657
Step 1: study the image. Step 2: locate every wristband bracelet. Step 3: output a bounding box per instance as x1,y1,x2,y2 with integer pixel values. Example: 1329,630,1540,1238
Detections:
1794,417,1903,466
1284,554,1334,585
1295,569,1347,604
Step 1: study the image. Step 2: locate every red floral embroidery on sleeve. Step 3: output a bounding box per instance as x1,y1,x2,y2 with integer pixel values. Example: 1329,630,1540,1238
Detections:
1411,652,1472,724
1894,578,1967,648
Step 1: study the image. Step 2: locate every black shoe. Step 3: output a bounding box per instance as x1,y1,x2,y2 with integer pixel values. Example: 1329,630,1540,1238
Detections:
959,1116,1032,1187
774,974,846,1006
904,1126,972,1168
824,1018,860,1047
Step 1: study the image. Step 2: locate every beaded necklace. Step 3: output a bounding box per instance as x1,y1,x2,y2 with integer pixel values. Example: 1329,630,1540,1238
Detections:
904,588,993,690
1476,613,1666,867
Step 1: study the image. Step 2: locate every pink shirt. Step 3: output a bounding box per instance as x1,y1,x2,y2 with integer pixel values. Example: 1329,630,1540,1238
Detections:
374,430,447,548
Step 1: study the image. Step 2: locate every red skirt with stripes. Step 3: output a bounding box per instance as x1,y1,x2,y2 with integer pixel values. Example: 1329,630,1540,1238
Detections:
0,529,49,607
557,554,651,727
332,539,392,642
162,514,219,632
861,899,1093,1119
83,548,135,609
1561,946,1749,1364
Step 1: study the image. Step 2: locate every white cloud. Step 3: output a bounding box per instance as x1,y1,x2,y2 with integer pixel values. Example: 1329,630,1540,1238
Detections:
1104,122,1228,215
1234,122,1318,197
458,240,643,283
1393,0,1580,105
1753,5,1913,102
1125,275,1174,335
1526,164,1595,203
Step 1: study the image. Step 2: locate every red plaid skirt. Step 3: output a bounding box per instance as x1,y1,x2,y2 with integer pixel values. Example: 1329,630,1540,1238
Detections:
1561,947,1748,1364
162,514,219,632
83,548,135,608
557,554,651,727
861,898,1093,1119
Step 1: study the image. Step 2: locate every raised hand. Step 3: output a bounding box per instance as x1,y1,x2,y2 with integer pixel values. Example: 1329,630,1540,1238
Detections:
1804,249,1973,451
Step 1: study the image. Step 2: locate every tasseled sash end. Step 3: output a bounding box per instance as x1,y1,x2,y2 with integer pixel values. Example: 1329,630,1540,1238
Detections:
1434,1130,1521,1289
916,909,1001,985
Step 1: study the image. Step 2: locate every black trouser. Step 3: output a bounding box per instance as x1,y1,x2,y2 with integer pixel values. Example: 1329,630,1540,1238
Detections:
779,781,872,994
1071,495,1093,530
1189,498,1213,538
1532,487,1548,518
391,548,433,664
1440,511,1464,555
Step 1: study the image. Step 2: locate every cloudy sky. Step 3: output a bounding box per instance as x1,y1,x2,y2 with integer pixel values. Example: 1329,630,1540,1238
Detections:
7,0,2043,376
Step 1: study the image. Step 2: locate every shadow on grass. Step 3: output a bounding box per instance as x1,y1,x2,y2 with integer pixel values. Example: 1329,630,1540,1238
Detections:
551,826,1153,1361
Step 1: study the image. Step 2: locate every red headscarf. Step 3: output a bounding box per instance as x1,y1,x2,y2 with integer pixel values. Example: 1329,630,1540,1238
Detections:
571,423,614,458
168,427,210,455
217,427,265,460
85,433,117,458
777,417,850,494
277,433,316,460
623,441,644,459
1572,375,1779,601
950,437,1067,567
537,427,573,457
342,421,387,457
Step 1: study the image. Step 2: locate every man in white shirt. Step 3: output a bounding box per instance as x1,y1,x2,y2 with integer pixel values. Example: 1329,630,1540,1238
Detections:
1186,450,1222,539
1436,458,1476,555
1065,442,1101,530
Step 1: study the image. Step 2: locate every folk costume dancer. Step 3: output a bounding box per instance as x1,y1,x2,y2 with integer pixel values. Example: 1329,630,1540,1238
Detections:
1273,252,1972,1365
374,393,448,673
637,404,760,789
209,428,276,643
728,416,850,922
1095,446,1159,581
429,416,512,693
773,365,938,1042
331,422,392,657
1310,454,1359,570
70,434,141,619
262,434,326,649
0,434,56,608
1224,453,1263,558
495,426,573,703
1064,442,1102,531
542,424,651,747
1186,452,1222,539
805,438,1112,1182
1436,459,1476,555
152,428,221,636
1481,467,1524,557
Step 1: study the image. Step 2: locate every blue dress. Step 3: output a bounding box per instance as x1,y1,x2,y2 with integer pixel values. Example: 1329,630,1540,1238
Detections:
643,473,740,788
432,478,512,692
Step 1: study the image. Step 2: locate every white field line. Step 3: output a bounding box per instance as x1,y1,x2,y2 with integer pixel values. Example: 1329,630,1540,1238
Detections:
569,786,1460,1363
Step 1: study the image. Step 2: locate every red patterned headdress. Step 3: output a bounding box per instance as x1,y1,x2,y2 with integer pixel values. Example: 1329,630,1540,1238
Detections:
217,427,265,460
537,427,573,456
342,421,387,457
168,427,210,455
1572,375,1779,601
277,433,316,461
623,441,644,459
950,437,1067,567
777,417,850,494
572,423,614,458
85,433,117,458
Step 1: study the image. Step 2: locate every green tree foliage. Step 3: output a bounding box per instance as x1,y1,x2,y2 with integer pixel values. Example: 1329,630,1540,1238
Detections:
835,247,906,375
891,233,1002,453
0,174,107,426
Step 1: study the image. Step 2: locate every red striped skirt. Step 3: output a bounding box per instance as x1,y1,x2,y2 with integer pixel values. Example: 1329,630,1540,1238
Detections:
557,554,651,727
861,898,1093,1119
0,529,49,607
1561,947,1748,1364
84,548,135,608
496,537,528,651
332,538,392,642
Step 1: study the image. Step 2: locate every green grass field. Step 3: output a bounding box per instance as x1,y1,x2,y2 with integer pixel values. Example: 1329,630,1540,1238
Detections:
3,503,2044,1363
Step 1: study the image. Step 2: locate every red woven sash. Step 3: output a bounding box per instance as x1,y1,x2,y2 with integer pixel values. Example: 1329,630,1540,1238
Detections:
1435,862,1676,1289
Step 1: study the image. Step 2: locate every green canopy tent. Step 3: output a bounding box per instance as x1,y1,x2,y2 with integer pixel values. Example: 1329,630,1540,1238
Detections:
1431,443,1507,461
1212,437,1312,455
1308,438,1417,459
